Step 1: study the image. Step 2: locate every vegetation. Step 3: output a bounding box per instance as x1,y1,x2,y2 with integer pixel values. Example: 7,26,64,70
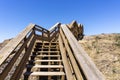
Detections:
114,35,120,47
79,33,120,80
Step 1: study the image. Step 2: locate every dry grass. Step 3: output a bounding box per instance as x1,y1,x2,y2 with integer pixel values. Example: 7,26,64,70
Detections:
79,33,120,80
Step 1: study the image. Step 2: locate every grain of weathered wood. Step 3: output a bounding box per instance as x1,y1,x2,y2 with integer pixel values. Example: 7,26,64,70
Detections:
59,35,74,80
61,24,105,80
11,35,36,80
30,72,65,76
32,65,63,68
35,60,62,62
35,55,60,57
0,32,34,80
37,51,59,53
60,29,83,80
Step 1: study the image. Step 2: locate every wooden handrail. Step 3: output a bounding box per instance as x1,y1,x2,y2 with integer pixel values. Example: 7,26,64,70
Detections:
35,23,61,41
35,24,49,33
60,28,83,80
49,22,60,32
0,24,35,66
61,24,105,80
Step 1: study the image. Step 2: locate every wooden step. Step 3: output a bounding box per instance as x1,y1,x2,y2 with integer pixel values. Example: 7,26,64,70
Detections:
34,48,58,51
27,65,63,68
31,72,65,76
32,51,60,56
35,60,62,63
37,51,60,53
36,42,58,46
25,72,65,76
35,55,60,57
29,60,62,63
33,65,63,68
35,45,58,48
31,55,60,58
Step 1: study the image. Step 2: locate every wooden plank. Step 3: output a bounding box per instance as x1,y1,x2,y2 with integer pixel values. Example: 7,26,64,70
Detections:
35,48,58,49
36,42,58,44
35,25,49,33
50,31,59,41
60,29,83,80
59,35,74,80
35,27,48,34
27,72,65,76
0,24,35,65
37,51,59,53
11,35,36,80
35,35,49,41
49,23,61,32
35,60,62,62
35,55,60,57
32,65,63,68
0,32,34,80
61,25,105,80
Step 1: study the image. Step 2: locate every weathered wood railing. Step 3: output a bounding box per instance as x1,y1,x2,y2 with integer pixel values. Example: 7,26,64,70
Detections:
49,23,61,41
0,24,36,80
60,24,105,80
34,24,50,41
35,23,60,41
0,23,60,80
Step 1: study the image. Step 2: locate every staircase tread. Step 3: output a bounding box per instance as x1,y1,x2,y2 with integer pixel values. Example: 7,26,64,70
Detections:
37,51,60,53
25,72,65,76
35,60,62,62
35,48,58,49
36,55,60,57
34,65,63,68
27,65,63,68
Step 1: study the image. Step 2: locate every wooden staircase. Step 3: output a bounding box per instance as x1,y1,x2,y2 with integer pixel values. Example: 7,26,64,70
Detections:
0,21,105,80
24,42,65,80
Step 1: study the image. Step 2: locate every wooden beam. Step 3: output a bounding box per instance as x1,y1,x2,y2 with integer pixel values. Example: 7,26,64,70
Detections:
28,72,65,76
0,27,35,80
49,22,61,32
35,25,49,33
59,35,74,80
32,65,63,68
11,35,36,80
61,24,105,80
60,29,83,80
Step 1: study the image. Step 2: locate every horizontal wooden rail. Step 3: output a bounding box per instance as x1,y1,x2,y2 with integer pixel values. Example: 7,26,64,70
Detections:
35,25,49,33
35,23,61,41
61,24,105,80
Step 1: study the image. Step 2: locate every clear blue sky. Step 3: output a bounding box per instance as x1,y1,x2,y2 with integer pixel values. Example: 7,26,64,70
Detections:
0,0,120,42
